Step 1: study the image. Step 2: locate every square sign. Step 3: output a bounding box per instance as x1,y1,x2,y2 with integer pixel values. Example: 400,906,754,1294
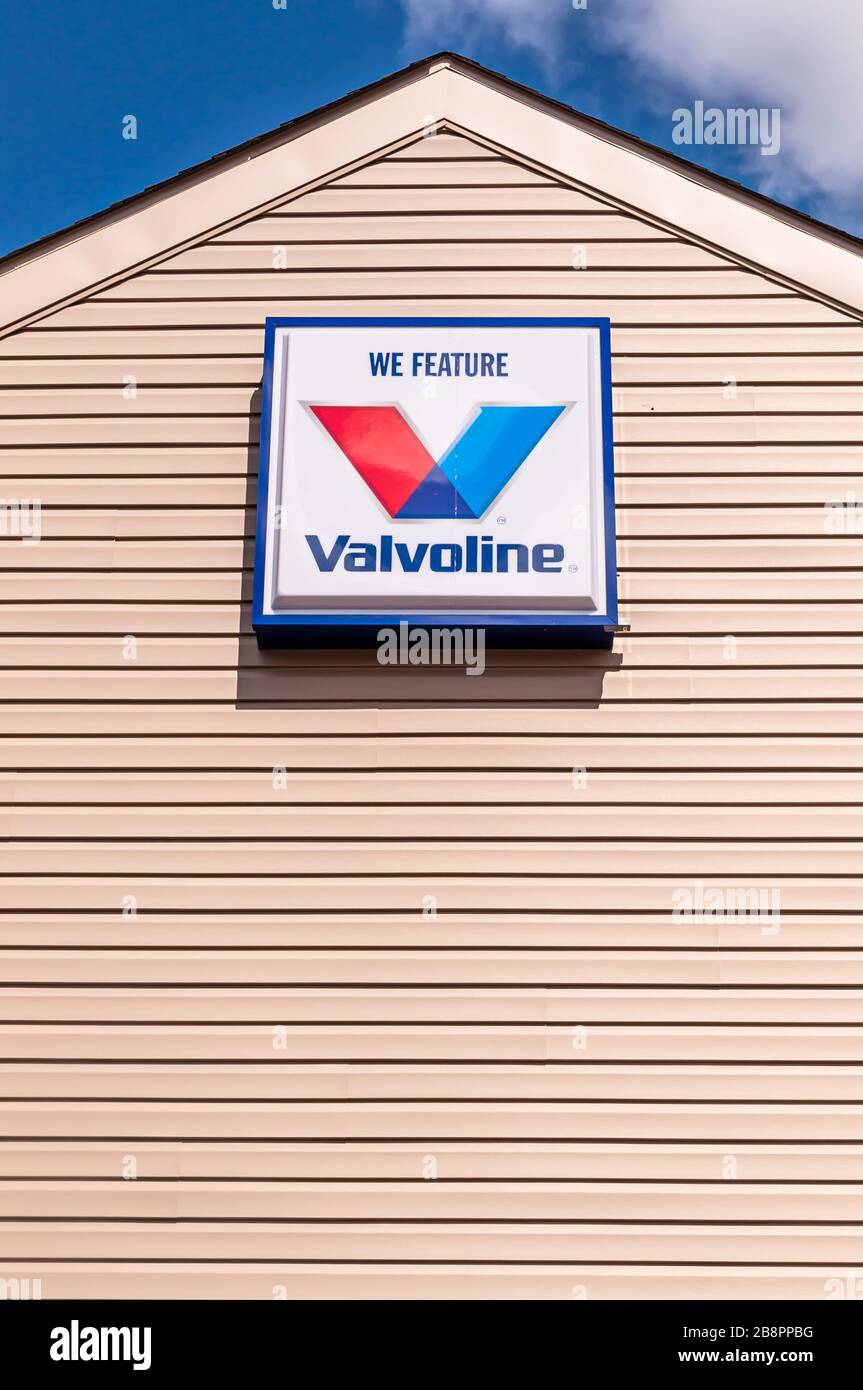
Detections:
253,317,617,640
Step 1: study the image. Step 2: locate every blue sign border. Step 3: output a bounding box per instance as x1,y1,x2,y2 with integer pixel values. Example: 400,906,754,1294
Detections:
252,317,618,644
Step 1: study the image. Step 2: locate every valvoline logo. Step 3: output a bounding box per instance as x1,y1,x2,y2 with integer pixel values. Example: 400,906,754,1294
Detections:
308,403,566,520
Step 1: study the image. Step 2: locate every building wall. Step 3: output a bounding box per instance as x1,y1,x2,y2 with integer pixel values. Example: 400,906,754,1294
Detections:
2,131,863,1298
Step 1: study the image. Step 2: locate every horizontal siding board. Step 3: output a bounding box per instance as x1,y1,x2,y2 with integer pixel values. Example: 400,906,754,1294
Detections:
619,479,863,503
0,483,253,506
621,573,863,598
592,450,861,476
0,839,856,872
0,419,256,444
0,840,859,873
616,418,863,443
1,1180,863,1221
0,389,261,415
37,298,845,331
619,511,861,539
0,509,254,540
4,770,863,804
615,385,863,412
329,161,558,186
4,804,863,838
162,242,731,270
1,1140,861,1180
380,135,500,158
265,187,615,213
2,940,863,975
3,989,863,1024
4,1062,863,1102
3,1100,863,1141
614,356,863,384
4,1025,863,1063
4,733,863,771
1,700,861,733
215,213,672,241
0,449,253,475
96,270,769,300
331,161,560,185
4,698,863,728
0,358,265,387
0,916,860,951
2,1227,863,1266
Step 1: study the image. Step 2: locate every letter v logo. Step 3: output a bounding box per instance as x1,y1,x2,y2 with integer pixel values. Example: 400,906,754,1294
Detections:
307,404,567,519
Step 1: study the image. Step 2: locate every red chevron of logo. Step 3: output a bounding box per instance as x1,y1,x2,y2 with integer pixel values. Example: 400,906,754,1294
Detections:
308,405,435,516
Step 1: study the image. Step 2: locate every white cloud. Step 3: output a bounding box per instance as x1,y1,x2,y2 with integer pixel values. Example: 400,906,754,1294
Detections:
399,0,863,218
401,0,567,68
600,0,863,207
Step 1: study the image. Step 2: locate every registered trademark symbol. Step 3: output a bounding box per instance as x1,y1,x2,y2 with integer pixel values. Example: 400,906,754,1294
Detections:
568,564,578,572
496,516,506,525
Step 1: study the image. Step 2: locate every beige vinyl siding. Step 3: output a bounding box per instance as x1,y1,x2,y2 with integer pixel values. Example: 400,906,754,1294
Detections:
1,130,863,1299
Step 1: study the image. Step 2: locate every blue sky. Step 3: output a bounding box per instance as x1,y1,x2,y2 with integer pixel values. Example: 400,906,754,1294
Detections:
2,0,861,258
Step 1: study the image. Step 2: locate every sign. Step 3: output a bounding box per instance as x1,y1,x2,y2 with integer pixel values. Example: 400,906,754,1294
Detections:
252,317,617,641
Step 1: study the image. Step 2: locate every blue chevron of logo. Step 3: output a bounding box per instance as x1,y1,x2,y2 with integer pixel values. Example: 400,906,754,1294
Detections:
393,404,566,519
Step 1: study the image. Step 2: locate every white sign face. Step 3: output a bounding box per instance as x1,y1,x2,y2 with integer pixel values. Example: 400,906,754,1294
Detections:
253,318,617,636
